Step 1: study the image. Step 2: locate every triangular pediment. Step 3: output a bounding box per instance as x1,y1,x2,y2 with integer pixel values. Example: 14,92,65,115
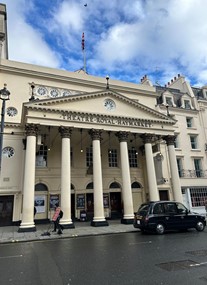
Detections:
24,89,174,124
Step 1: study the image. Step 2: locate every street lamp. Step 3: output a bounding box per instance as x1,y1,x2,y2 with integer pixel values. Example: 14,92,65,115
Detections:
0,84,10,171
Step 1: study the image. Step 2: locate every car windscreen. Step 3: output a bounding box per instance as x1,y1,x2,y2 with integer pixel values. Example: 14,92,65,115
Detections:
137,204,150,215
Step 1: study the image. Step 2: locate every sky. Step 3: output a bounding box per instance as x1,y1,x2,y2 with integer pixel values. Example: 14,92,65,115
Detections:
1,0,207,87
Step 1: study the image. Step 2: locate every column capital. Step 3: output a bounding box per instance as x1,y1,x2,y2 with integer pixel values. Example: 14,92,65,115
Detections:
59,127,72,138
164,135,176,146
89,129,102,140
140,133,156,144
116,131,129,142
25,124,38,137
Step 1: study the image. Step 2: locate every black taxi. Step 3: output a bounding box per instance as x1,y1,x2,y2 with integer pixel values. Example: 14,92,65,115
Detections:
133,201,206,234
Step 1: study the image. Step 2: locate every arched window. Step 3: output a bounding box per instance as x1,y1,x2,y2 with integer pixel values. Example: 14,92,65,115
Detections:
109,182,121,189
71,184,75,190
86,182,93,189
35,183,48,191
131,182,142,189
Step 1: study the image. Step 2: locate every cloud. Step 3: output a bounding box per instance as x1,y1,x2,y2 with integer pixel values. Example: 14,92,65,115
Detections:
2,0,207,86
3,0,61,68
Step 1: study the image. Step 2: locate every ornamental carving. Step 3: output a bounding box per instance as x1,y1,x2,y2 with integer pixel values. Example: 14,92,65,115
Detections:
140,134,156,144
89,129,102,140
164,135,176,146
116,131,129,142
25,124,38,137
59,127,72,138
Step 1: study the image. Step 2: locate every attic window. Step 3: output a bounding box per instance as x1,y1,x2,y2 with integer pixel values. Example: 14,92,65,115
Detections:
166,97,173,106
162,93,176,107
180,98,194,110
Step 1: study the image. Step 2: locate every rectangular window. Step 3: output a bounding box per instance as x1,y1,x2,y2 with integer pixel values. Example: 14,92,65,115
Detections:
36,145,48,167
177,158,183,177
186,117,193,128
86,146,93,167
128,148,138,168
189,187,207,207
184,100,191,109
166,97,173,106
108,149,118,167
194,159,202,177
174,135,179,148
190,136,197,149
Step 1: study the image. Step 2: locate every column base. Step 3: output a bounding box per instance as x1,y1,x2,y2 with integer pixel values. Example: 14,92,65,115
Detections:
91,220,109,227
18,226,36,233
121,218,134,225
61,223,75,229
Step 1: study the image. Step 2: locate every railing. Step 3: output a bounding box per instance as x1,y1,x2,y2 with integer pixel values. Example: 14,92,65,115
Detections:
179,169,207,178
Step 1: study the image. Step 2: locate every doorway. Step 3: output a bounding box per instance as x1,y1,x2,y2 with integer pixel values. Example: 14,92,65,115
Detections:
0,195,14,226
159,190,169,201
110,192,122,219
86,193,94,220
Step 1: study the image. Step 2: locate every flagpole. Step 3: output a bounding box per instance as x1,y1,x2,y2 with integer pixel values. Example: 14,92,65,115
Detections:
82,32,86,73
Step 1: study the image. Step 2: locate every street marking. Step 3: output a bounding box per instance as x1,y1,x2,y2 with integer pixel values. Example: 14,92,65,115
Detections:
129,241,152,245
0,254,23,259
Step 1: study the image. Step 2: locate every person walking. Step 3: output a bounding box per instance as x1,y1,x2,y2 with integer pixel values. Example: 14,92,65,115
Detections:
52,204,64,235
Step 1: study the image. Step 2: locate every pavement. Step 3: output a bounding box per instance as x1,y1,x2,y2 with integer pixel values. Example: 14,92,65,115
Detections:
0,220,138,244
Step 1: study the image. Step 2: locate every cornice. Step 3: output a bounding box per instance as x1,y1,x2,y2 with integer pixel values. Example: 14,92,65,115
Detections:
25,107,175,126
0,60,156,97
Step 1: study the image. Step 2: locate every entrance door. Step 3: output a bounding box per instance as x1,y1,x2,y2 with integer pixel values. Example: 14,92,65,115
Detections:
110,192,122,219
71,194,75,220
159,190,169,201
0,196,14,226
86,193,94,220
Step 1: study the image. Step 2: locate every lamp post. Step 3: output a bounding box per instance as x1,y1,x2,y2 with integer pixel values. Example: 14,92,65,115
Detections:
0,84,10,172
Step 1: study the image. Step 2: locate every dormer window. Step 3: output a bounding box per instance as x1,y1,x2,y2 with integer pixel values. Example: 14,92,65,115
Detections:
166,97,173,106
180,96,194,109
184,100,191,109
162,92,176,107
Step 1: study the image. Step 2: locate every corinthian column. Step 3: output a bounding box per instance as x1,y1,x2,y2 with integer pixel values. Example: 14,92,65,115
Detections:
89,129,108,227
18,124,38,232
116,131,134,224
164,135,183,203
59,127,74,228
141,134,160,201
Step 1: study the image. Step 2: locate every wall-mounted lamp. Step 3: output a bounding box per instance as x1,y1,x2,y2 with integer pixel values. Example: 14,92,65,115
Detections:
80,129,83,153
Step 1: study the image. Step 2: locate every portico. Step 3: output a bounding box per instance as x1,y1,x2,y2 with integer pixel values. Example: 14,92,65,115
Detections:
18,89,181,232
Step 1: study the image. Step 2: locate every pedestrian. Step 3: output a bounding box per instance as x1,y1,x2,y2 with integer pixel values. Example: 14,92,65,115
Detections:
52,203,64,235
34,206,37,217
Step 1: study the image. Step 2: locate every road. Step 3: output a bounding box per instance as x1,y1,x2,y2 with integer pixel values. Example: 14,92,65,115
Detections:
0,230,207,285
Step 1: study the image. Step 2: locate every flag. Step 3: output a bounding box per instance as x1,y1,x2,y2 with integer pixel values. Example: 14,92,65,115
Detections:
82,32,85,50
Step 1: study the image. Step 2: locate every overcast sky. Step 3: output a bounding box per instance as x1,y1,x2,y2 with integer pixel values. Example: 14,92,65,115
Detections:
2,0,207,87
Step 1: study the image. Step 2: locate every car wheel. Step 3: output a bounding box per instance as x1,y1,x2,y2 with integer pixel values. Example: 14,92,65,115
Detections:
195,221,205,232
155,223,165,235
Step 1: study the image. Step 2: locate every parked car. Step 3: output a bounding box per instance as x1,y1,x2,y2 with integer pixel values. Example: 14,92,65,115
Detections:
133,201,206,234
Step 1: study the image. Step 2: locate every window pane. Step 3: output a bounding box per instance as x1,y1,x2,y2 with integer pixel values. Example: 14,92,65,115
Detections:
128,149,138,167
86,147,93,167
166,97,173,106
194,159,202,177
186,117,192,127
190,136,197,149
184,100,191,109
36,145,48,167
108,149,118,167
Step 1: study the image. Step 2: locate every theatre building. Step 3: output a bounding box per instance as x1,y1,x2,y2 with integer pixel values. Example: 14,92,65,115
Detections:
0,3,184,231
